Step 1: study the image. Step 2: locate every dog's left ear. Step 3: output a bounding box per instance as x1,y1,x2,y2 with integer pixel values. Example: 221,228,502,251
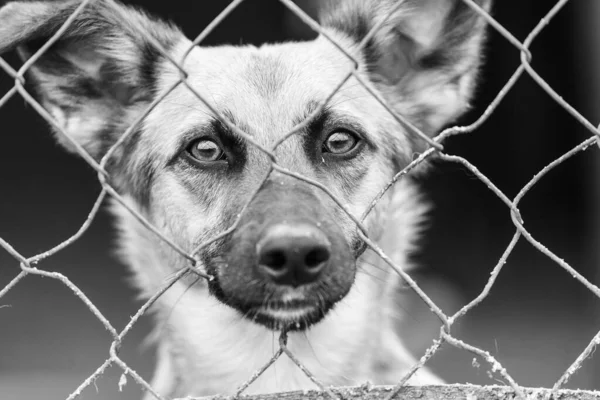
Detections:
321,0,492,139
0,0,184,158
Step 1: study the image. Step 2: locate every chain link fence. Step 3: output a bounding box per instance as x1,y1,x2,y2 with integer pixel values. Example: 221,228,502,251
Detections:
1,0,599,399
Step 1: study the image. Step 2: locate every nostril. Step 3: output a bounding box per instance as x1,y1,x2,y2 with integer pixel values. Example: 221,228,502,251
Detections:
305,246,330,269
256,223,332,286
260,249,287,271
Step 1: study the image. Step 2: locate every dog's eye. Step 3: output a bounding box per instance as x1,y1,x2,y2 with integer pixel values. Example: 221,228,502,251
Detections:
187,139,225,162
322,131,359,155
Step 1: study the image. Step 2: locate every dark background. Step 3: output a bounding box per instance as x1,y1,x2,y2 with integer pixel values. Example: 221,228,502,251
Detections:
1,1,599,399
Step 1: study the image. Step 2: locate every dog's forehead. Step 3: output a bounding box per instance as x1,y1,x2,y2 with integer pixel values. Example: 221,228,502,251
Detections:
187,37,355,104
146,37,361,148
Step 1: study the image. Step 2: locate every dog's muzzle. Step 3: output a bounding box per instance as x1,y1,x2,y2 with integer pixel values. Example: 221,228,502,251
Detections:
206,178,357,331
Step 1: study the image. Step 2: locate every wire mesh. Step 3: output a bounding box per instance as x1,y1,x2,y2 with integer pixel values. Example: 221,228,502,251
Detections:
0,0,599,399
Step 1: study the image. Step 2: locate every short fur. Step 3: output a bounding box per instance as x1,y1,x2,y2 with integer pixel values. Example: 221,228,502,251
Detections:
0,0,491,397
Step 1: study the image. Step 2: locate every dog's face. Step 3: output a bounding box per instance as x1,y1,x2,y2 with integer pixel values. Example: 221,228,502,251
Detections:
0,0,490,330
148,40,413,330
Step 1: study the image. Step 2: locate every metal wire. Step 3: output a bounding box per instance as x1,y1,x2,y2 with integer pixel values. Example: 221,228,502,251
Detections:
0,0,599,400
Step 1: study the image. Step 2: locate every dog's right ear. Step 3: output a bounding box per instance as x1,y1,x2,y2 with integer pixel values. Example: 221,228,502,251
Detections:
0,0,184,158
321,0,492,147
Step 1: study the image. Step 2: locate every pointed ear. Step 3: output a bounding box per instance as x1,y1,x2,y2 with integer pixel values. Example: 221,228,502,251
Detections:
0,0,185,158
321,0,492,140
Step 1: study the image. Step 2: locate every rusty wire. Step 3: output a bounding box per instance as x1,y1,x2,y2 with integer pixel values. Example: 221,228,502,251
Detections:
0,0,599,400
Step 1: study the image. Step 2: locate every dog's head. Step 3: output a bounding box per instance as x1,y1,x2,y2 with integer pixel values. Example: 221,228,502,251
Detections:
0,0,491,330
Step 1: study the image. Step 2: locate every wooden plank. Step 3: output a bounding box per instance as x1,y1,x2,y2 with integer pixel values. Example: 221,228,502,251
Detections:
177,384,600,400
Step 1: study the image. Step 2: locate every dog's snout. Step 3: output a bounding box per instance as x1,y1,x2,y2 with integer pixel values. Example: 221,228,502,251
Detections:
257,223,331,287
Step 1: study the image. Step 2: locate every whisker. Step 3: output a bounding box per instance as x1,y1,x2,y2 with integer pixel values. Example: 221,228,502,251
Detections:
358,259,391,278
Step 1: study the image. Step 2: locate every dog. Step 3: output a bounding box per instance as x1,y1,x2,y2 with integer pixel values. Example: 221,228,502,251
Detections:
0,0,491,397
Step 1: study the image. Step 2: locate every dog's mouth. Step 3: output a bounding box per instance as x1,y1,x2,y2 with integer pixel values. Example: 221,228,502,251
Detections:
245,300,327,331
206,270,334,331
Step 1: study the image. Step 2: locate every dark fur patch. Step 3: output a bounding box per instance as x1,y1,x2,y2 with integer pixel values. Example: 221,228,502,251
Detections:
319,0,379,71
112,126,157,206
56,77,104,99
299,102,330,165
138,41,163,95
211,113,250,174
418,49,452,70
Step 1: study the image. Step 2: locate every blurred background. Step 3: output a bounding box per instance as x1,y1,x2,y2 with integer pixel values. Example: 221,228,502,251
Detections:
1,1,599,399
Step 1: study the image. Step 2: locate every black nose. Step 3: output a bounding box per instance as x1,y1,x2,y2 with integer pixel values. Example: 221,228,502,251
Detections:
256,223,331,287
